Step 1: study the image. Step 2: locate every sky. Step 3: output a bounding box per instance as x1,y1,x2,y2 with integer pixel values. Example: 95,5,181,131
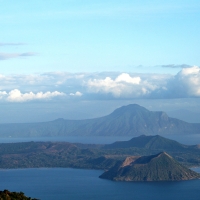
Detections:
1,0,200,123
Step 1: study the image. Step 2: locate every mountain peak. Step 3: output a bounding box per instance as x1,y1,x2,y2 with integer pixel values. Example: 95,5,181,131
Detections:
110,104,148,115
158,151,172,157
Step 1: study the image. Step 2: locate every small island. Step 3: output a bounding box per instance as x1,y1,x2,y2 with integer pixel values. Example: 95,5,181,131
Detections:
99,152,200,181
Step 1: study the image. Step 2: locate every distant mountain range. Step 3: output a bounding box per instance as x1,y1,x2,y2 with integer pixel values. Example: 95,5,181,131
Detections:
1,104,200,137
99,152,200,181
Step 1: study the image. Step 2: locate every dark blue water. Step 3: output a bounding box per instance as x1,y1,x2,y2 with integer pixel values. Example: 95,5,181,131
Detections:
0,168,200,200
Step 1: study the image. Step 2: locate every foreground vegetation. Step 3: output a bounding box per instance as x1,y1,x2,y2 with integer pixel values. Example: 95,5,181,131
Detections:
0,190,39,200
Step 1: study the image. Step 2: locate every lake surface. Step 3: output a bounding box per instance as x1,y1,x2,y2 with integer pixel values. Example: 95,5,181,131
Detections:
1,134,200,145
0,168,200,200
0,136,133,144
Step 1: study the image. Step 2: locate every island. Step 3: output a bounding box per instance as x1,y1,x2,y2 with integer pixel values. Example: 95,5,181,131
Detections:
99,152,200,181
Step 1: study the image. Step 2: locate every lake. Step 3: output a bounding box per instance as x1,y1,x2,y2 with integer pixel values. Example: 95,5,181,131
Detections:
0,168,200,200
1,134,200,145
0,135,200,200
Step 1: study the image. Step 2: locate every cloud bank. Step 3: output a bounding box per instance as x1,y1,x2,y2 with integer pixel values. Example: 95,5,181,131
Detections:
0,66,200,102
0,89,65,102
170,66,200,97
87,73,146,98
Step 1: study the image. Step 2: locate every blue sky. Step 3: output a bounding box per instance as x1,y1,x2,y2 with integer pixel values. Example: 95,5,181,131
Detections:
1,0,200,123
1,0,200,73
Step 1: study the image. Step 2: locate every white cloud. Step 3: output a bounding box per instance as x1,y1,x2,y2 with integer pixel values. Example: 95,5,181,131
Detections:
0,89,66,102
174,66,200,97
180,66,200,76
115,73,141,84
86,73,158,98
69,91,83,97
85,67,200,99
